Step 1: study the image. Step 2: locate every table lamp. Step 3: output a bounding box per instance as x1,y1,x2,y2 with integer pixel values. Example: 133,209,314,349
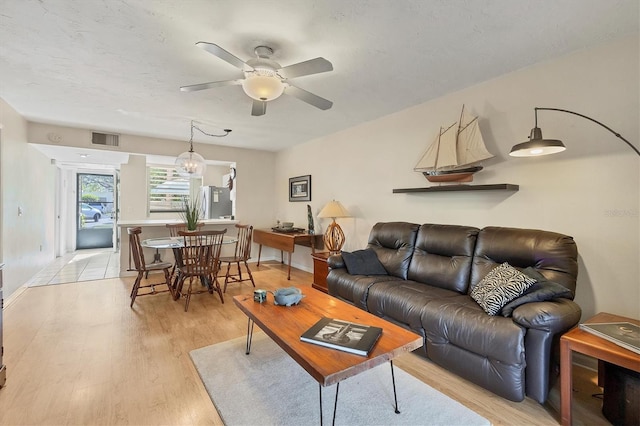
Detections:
318,200,351,255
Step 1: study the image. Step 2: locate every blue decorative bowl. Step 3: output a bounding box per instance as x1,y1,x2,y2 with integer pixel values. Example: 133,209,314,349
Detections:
271,287,304,306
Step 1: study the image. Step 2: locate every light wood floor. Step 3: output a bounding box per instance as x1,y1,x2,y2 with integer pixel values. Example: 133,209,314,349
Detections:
0,261,608,425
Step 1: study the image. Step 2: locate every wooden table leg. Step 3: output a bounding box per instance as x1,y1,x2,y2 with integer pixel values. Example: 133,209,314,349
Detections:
310,235,316,254
287,252,292,280
560,337,573,426
257,244,262,267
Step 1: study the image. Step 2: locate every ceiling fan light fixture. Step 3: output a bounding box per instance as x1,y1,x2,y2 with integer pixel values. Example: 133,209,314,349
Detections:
241,73,285,101
182,42,334,115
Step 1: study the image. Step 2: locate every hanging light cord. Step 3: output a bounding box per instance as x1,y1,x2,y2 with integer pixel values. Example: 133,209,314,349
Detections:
188,120,232,152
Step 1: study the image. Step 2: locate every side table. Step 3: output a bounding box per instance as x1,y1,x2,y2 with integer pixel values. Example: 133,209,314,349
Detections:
254,229,323,280
311,251,331,293
560,312,640,425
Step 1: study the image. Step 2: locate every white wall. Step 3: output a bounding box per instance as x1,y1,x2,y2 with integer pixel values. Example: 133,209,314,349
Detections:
0,98,57,299
119,155,148,220
28,123,281,263
275,36,640,321
27,124,277,231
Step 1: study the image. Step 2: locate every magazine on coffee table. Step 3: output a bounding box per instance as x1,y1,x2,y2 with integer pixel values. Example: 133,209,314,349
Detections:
579,322,640,355
300,317,383,357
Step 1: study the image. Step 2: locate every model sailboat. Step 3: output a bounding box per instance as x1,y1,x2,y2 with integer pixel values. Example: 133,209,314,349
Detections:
414,106,494,183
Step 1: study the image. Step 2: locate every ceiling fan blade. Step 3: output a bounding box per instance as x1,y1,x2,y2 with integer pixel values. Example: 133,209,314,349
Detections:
251,100,267,116
278,57,333,79
285,85,333,110
195,42,252,71
180,79,243,92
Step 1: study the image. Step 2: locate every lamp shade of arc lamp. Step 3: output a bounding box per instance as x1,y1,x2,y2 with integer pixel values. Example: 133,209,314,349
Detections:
318,200,351,254
510,107,639,157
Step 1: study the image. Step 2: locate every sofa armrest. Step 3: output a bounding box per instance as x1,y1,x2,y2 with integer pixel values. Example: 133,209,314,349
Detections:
511,298,582,334
327,254,345,270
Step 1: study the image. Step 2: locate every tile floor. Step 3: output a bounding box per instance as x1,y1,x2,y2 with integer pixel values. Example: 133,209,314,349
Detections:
27,248,120,287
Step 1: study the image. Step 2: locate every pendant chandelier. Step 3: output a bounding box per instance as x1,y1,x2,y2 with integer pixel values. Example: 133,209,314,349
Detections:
175,121,232,177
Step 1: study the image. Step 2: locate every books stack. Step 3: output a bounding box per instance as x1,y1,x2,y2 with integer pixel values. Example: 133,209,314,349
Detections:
300,317,382,357
579,322,640,355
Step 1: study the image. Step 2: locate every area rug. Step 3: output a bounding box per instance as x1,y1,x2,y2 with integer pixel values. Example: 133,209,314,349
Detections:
190,333,490,426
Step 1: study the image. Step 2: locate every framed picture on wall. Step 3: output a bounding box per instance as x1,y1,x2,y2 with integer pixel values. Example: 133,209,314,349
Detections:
289,175,311,202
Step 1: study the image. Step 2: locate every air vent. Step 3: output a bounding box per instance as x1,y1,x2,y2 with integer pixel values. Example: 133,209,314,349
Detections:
91,132,119,147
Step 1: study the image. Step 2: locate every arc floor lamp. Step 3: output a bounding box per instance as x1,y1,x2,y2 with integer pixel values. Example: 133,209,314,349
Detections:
510,107,639,157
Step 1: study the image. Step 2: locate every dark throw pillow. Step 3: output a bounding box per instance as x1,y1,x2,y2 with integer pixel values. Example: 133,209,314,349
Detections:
341,249,387,276
470,262,537,316
500,267,574,317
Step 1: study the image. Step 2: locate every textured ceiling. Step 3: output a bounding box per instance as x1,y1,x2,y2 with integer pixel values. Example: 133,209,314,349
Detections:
1,0,638,155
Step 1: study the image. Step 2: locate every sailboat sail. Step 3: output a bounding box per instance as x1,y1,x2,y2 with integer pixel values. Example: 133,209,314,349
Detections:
456,114,493,166
413,106,493,182
414,123,458,171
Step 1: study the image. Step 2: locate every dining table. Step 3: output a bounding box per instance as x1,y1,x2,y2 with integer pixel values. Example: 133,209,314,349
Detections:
142,235,238,296
141,235,238,249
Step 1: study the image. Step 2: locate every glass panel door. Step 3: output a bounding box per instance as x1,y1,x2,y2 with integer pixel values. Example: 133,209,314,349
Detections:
76,173,115,249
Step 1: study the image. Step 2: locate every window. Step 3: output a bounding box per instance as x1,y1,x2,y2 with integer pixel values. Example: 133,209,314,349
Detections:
148,166,198,212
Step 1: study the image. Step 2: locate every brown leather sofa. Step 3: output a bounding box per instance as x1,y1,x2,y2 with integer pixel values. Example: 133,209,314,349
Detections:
327,222,581,403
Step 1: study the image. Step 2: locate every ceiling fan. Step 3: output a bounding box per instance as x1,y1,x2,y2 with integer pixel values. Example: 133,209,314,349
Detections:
180,42,333,116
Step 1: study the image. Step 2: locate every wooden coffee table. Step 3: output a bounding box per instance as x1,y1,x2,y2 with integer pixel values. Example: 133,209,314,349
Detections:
233,288,423,425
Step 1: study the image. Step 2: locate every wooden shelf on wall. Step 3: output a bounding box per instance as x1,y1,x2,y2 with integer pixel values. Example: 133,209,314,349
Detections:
392,183,519,193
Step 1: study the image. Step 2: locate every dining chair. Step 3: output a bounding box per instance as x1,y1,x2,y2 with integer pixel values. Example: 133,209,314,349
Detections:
127,227,174,307
175,229,227,311
164,222,205,279
219,224,255,293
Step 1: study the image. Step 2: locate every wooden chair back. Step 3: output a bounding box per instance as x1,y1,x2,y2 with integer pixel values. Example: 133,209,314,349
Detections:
127,227,146,271
166,222,204,237
234,224,253,261
177,229,227,277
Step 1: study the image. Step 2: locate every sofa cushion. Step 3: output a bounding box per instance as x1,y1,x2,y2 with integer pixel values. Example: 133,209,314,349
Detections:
408,224,479,293
367,222,419,279
420,295,526,365
422,297,527,401
500,267,574,317
341,249,387,275
470,226,578,295
470,262,536,315
366,280,460,332
327,268,398,310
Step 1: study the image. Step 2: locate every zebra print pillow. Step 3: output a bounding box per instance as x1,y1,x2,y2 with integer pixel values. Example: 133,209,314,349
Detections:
470,262,537,316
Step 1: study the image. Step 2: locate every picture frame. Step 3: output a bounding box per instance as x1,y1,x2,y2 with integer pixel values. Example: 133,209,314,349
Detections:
289,175,311,202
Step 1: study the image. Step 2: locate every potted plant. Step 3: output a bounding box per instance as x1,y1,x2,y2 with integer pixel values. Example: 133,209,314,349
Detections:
180,195,202,231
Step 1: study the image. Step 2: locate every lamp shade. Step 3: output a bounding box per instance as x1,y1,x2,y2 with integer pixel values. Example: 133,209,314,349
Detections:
175,150,206,177
509,127,566,157
510,107,639,158
241,73,285,101
318,200,351,219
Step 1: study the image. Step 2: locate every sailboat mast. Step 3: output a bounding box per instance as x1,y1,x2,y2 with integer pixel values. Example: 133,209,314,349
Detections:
457,104,465,137
434,127,443,170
